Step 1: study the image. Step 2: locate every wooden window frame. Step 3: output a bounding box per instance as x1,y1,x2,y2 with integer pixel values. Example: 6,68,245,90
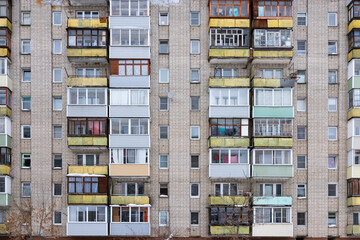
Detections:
349,1,360,22
111,59,150,76
209,0,249,18
210,118,248,137
67,117,107,137
0,88,11,108
0,28,10,49
254,0,292,19
209,206,249,226
67,29,107,48
68,176,107,194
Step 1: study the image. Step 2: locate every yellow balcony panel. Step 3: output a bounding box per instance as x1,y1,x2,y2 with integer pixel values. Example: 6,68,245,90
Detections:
0,18,11,31
347,165,360,179
347,225,360,235
0,48,9,58
68,77,108,87
68,195,108,204
209,19,250,28
0,106,11,118
209,49,250,58
67,137,107,146
209,137,250,147
68,18,107,28
209,196,248,206
209,78,249,87
267,19,293,28
349,19,360,33
210,226,249,235
253,50,293,58
109,164,149,177
348,108,360,120
349,49,360,62
0,165,10,175
253,138,293,147
0,224,6,234
111,196,150,205
253,78,281,87
68,166,108,175
67,48,107,58
348,197,360,206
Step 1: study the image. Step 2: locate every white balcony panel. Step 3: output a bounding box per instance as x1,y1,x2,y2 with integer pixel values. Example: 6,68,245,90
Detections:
109,16,150,28
109,135,150,148
110,223,150,236
252,224,293,237
110,75,150,88
67,105,108,117
109,106,149,118
67,222,108,236
209,106,250,118
209,164,250,178
110,46,150,59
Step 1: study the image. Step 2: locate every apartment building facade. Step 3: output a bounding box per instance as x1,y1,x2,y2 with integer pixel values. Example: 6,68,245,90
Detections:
0,0,354,239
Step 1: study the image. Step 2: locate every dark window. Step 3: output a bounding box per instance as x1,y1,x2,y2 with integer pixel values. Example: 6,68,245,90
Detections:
349,30,360,50
53,154,62,169
210,118,249,137
191,212,199,225
0,88,11,108
191,155,199,169
348,1,360,22
68,29,106,47
159,40,168,54
297,212,306,225
53,183,62,196
210,207,249,225
160,183,168,196
68,118,107,137
0,148,10,165
0,29,10,48
68,177,107,194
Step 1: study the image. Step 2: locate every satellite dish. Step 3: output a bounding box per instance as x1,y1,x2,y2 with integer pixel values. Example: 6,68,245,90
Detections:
168,91,174,99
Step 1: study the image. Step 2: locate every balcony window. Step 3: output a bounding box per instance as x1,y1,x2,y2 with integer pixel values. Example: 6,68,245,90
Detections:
112,206,149,223
68,29,106,47
0,58,10,75
120,182,144,196
210,0,249,17
110,89,149,105
0,147,10,165
354,59,360,75
68,177,107,194
254,119,292,137
68,118,107,137
111,0,149,16
349,89,360,109
69,206,106,222
259,69,282,79
68,88,106,105
210,118,249,137
254,88,292,106
0,29,10,48
210,28,249,48
349,30,360,50
77,154,100,166
354,213,360,225
115,60,149,76
259,183,282,196
76,11,99,19
253,149,292,165
0,88,10,108
214,68,238,78
214,183,238,196
0,177,5,193
110,118,149,135
210,207,249,225
210,88,249,106
254,207,291,223
111,29,149,46
110,148,149,164
210,149,248,164
349,0,360,21
254,29,291,48
347,179,360,197
255,0,292,18
0,0,11,20
76,68,100,78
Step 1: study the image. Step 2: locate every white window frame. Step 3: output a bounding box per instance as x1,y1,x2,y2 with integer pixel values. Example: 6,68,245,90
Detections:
328,12,337,26
52,12,62,25
68,206,107,223
253,149,292,165
254,88,292,106
53,183,62,197
190,69,200,83
297,12,307,26
110,28,150,46
21,153,31,169
254,207,292,224
159,68,169,83
21,125,31,139
110,0,150,16
110,149,149,165
328,98,337,112
328,70,337,84
190,96,200,111
53,211,62,225
76,11,99,19
328,127,337,141
69,88,107,105
22,40,31,54
214,183,238,196
259,183,282,197
53,125,62,139
297,99,306,112
53,97,62,111
159,12,169,25
328,212,337,227
297,184,306,198
297,40,306,55
22,69,31,82
110,119,149,135
328,155,337,169
210,88,250,106
210,149,249,164
210,28,249,47
259,69,283,79
254,29,291,48
159,211,169,226
21,96,31,111
190,126,200,140
53,40,62,54
21,12,31,25
297,70,306,83
190,12,200,26
78,154,100,166
328,183,337,197
53,68,62,83
159,154,168,169
190,40,200,54
253,118,292,137
190,183,200,198
53,154,62,169
159,125,168,140
109,89,148,106
328,41,337,55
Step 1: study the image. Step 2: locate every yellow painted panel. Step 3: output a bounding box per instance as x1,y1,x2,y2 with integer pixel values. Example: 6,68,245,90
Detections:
111,196,150,205
349,20,360,33
348,108,360,120
209,196,248,205
68,77,108,87
110,164,149,177
349,49,360,62
253,78,281,87
253,138,293,147
348,197,360,206
210,226,249,235
68,195,108,204
209,137,250,147
0,107,11,118
0,18,11,31
0,48,8,58
209,78,249,87
67,48,107,57
0,165,10,175
68,166,108,175
67,137,107,146
209,49,250,58
0,224,6,234
68,19,107,28
347,225,360,235
209,19,250,28
253,50,293,58
267,19,293,28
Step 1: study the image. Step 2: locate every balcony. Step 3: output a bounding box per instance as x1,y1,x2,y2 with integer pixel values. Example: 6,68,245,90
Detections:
209,78,249,87
68,166,108,175
348,166,360,179
348,108,360,120
209,49,250,64
109,106,149,118
0,74,12,90
253,49,293,59
252,78,295,88
67,49,107,63
209,196,248,206
209,137,249,148
67,137,107,147
349,19,360,33
0,106,11,118
67,76,108,87
109,164,149,177
209,164,250,178
252,165,293,178
110,75,150,88
110,46,150,59
0,134,11,148
208,19,250,28
109,135,150,148
0,165,9,175
347,225,360,235
110,195,150,205
0,193,11,206
0,224,6,234
253,138,293,147
253,106,294,118
253,196,292,206
0,18,11,31
109,16,150,29
67,105,108,117
68,195,108,205
67,18,107,28
253,19,293,28
252,223,293,237
349,49,360,62
110,222,150,236
209,106,250,118
210,226,250,235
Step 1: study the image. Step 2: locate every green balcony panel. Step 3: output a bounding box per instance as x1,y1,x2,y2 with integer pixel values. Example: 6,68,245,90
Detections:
253,165,293,178
253,138,293,147
209,196,248,206
209,137,250,147
0,134,11,148
253,196,292,206
348,76,360,92
210,226,249,235
111,196,150,205
0,193,11,206
253,106,294,118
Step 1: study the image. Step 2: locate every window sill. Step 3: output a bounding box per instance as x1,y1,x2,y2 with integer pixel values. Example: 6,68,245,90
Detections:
159,195,168,198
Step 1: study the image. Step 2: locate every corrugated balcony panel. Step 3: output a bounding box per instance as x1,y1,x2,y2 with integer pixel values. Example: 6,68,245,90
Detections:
209,106,250,118
253,106,294,118
252,223,293,237
253,138,293,147
209,137,250,147
67,137,108,147
253,19,293,28
348,76,360,91
110,195,150,205
67,105,108,117
110,223,150,236
253,49,293,58
349,19,360,33
67,18,107,28
0,165,10,175
0,106,11,118
209,164,250,178
252,78,295,88
68,166,108,175
210,226,250,235
0,18,11,31
0,75,12,90
67,49,107,63
347,225,360,235
208,18,250,28
68,195,108,204
109,135,150,148
109,46,150,59
67,222,108,236
68,0,107,6
253,196,292,206
67,77,108,87
109,16,150,28
0,193,11,206
252,165,293,178
109,106,149,118
209,78,249,87
209,196,248,206
109,164,149,177
110,75,150,88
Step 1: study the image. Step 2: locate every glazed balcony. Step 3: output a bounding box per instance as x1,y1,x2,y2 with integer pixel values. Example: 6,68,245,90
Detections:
0,29,11,60
68,165,108,175
253,138,293,148
253,196,292,206
252,223,293,237
209,77,250,88
210,226,250,236
209,196,248,206
109,164,149,177
109,89,149,118
67,18,107,29
252,165,293,178
252,77,295,88
253,0,292,29
109,135,150,148
110,195,150,205
67,76,108,87
0,176,11,206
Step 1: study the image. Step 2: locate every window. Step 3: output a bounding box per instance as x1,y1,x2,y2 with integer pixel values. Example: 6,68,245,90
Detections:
78,154,100,166
159,12,168,25
190,126,200,140
254,88,292,106
159,126,168,139
22,69,31,82
0,58,10,75
68,118,107,137
21,12,30,25
110,89,148,105
256,0,292,17
328,183,337,197
21,97,31,111
120,182,144,196
349,0,360,21
112,206,149,223
349,30,360,49
211,118,249,137
22,182,31,197
69,88,106,105
328,156,337,169
297,212,306,226
53,211,62,225
115,60,149,76
110,0,149,16
210,28,249,47
0,0,10,19
160,155,168,169
53,97,62,111
21,125,31,139
297,70,306,83
0,29,10,49
159,211,169,226
350,89,360,109
190,183,200,198
254,119,292,137
21,153,31,168
190,40,200,54
328,71,337,83
297,155,306,169
160,183,168,197
254,207,291,224
0,147,10,166
260,183,282,196
159,69,169,83
0,88,10,108
254,29,291,48
297,40,306,55
347,179,360,196
22,40,30,54
297,126,306,140
191,155,199,169
110,119,148,135
210,0,249,17
214,68,238,78
191,212,199,225
53,183,62,196
0,178,5,193
214,183,238,196
53,40,62,54
211,149,249,164
53,68,62,82
190,12,200,26
190,69,200,83
328,212,337,227
68,206,106,223
328,127,337,140
159,97,168,111
111,29,148,46
68,177,107,194
254,149,291,165
53,12,61,25
328,98,337,111
53,154,62,169
328,13,337,26
259,69,282,79
191,97,200,110
68,29,106,47
297,184,306,198
76,11,99,19
0,211,5,224
328,41,337,54
159,40,168,53
354,213,360,225
210,88,249,106
297,13,306,26
210,207,249,225
76,68,99,78
53,125,62,139
297,99,306,111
